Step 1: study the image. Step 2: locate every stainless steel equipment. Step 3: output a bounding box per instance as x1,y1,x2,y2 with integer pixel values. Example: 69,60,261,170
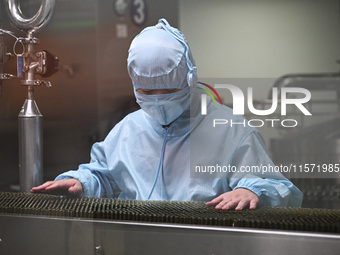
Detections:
18,99,43,192
16,33,59,192
268,72,340,209
6,0,56,33
1,215,339,255
4,0,58,192
0,192,339,255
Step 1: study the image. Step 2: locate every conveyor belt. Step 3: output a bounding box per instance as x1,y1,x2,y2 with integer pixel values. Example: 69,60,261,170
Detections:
1,192,340,233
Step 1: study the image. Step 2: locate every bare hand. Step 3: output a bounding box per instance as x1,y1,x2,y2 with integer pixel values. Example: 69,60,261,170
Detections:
31,179,83,197
206,188,259,210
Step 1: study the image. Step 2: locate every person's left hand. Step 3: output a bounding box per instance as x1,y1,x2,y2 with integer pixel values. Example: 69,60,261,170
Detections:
31,179,83,197
206,188,259,210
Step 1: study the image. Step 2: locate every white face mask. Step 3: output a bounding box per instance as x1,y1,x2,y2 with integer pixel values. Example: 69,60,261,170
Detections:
135,87,190,125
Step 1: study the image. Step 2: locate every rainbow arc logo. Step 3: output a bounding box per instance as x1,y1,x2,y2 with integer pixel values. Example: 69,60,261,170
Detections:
197,82,222,115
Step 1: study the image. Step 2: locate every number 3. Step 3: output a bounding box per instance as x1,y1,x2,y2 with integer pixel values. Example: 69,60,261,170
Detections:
131,0,147,26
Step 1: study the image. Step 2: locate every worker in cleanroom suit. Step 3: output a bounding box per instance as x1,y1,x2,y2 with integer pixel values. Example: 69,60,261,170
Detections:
32,19,303,210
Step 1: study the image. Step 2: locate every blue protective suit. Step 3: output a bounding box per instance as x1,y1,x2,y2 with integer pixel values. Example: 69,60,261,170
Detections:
56,90,302,206
55,19,303,207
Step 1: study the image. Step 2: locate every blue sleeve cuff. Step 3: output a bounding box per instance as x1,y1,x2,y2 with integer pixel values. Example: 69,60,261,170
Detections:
233,175,302,207
55,170,94,197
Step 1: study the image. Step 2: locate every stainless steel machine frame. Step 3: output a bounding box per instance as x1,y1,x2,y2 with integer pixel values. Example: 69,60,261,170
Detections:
0,214,339,255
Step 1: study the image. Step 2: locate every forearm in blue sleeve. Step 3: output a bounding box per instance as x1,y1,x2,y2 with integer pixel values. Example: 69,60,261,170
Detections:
228,132,303,207
233,175,303,207
55,142,118,198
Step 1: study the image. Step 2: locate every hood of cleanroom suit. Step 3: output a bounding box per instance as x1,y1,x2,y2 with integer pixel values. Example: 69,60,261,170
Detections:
127,19,197,125
127,19,197,90
56,19,303,207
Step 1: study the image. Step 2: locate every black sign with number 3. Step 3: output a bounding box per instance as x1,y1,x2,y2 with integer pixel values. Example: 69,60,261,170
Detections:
130,0,147,26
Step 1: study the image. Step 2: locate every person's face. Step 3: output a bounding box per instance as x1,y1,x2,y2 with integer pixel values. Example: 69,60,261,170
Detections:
136,88,181,95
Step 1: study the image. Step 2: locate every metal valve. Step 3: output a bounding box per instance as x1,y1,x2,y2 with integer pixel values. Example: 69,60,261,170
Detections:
19,34,59,88
39,50,59,77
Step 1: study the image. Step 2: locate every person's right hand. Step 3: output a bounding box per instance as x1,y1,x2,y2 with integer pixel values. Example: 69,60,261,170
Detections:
31,179,83,197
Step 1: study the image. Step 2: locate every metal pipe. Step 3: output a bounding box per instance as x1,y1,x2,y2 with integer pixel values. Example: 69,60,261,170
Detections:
5,0,56,33
18,99,43,192
19,47,41,192
28,86,34,100
26,62,39,85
